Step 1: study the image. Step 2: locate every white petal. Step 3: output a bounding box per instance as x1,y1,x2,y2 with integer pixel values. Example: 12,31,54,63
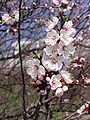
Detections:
39,65,45,75
33,59,40,66
61,70,73,84
27,68,33,75
67,45,75,54
63,50,69,59
55,88,64,97
26,60,33,67
62,85,68,91
64,37,74,46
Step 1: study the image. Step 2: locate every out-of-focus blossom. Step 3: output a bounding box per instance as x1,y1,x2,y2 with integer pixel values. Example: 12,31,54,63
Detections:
63,6,71,12
14,10,19,22
61,0,68,4
52,0,59,5
2,13,15,25
84,78,90,84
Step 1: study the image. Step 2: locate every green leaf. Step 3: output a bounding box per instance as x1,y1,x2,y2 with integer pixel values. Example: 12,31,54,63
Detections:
33,53,37,59
63,16,67,21
58,7,62,13
40,51,43,57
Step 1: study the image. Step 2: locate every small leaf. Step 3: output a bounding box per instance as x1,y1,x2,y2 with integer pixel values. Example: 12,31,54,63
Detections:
40,51,43,57
63,16,67,21
33,53,37,59
58,7,62,14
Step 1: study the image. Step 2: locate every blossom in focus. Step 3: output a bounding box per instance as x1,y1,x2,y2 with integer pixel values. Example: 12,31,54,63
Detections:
55,87,64,97
63,21,73,28
26,59,45,80
44,44,58,56
60,26,76,46
42,53,63,71
45,16,58,32
50,74,62,90
45,29,59,46
58,41,75,59
60,70,73,84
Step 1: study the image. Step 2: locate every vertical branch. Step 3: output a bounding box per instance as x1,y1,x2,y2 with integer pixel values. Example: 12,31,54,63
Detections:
18,0,26,120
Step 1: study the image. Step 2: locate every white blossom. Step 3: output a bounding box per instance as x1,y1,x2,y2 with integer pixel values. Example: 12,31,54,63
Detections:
45,29,59,46
44,44,58,56
55,88,64,97
60,27,76,46
50,74,62,90
46,17,58,32
26,59,45,80
42,53,63,71
63,20,74,28
58,41,75,59
77,103,89,115
60,70,73,84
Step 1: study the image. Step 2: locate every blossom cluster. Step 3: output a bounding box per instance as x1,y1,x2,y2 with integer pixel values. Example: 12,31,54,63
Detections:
26,0,89,98
26,5,77,97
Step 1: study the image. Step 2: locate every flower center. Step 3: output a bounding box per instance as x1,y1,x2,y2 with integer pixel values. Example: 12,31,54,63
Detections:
51,58,57,64
52,47,56,53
